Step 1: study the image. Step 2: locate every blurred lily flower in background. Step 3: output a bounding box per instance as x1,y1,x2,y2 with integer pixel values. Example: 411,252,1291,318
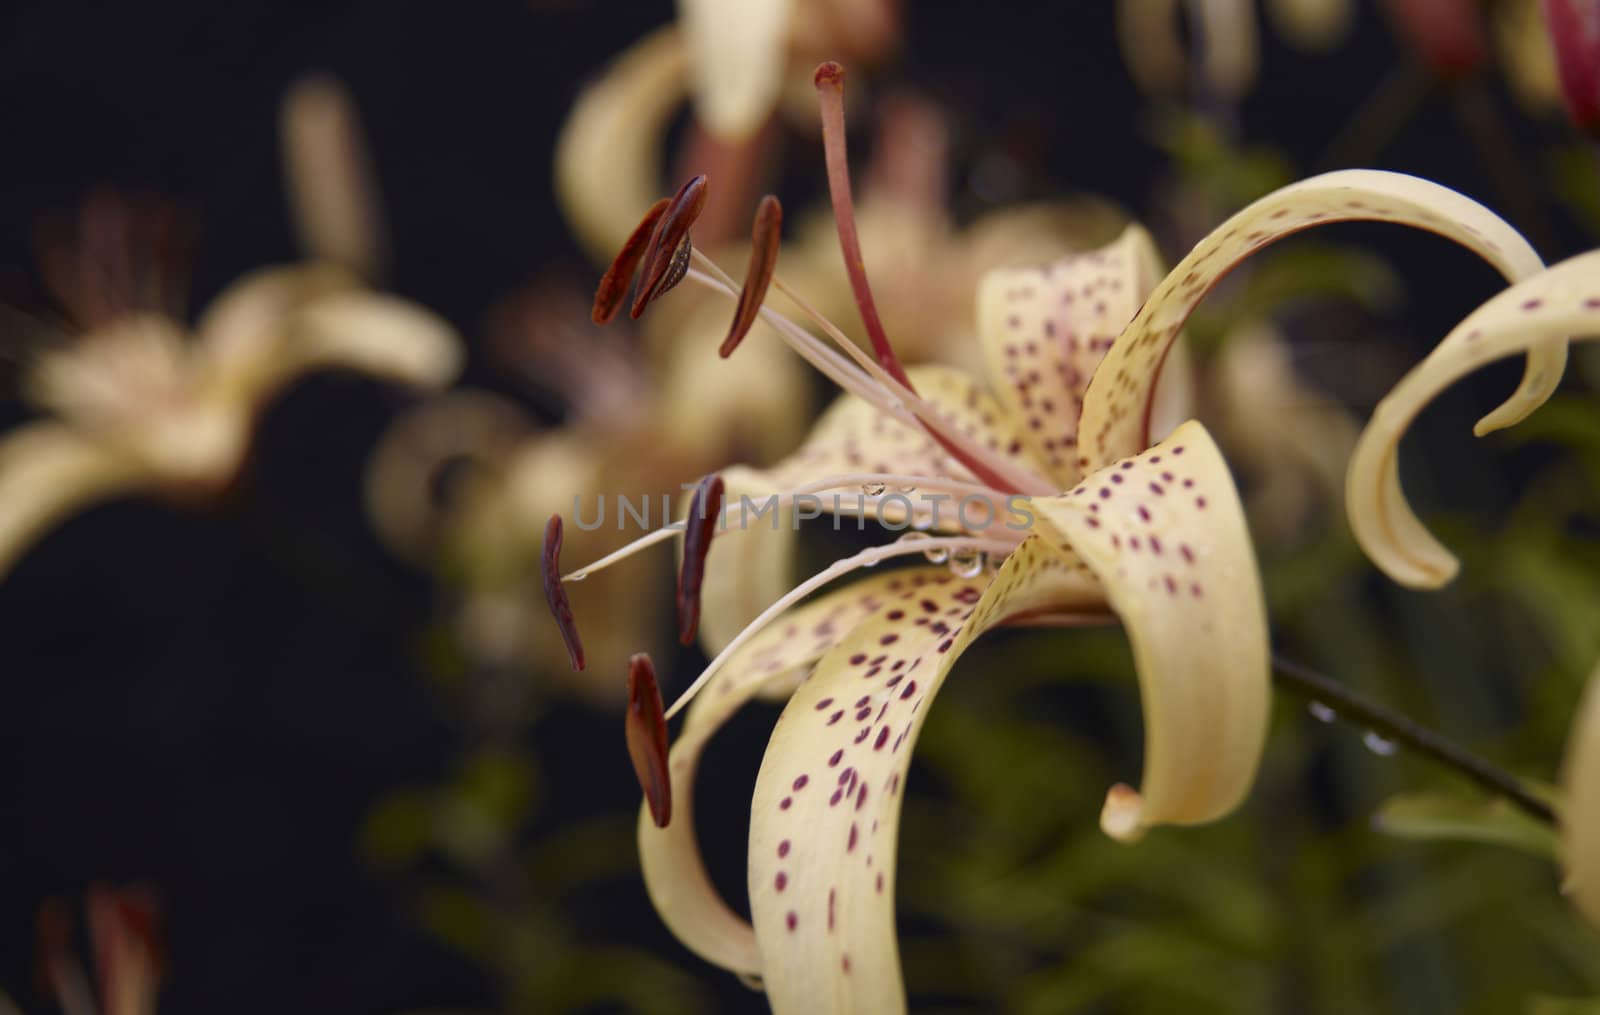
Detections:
32,885,161,1015
0,74,461,582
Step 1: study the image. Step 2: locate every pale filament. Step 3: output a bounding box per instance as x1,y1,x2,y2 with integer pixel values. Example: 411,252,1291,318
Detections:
663,533,1020,719
561,470,1017,582
688,250,1057,497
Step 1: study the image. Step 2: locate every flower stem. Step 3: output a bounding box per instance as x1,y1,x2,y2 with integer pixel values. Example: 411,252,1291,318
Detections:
1271,655,1556,825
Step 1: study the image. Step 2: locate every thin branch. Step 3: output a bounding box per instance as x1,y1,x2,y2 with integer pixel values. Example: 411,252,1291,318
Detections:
1271,655,1556,825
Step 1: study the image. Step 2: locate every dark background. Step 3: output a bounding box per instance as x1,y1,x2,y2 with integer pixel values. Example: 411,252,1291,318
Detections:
0,1,1586,1012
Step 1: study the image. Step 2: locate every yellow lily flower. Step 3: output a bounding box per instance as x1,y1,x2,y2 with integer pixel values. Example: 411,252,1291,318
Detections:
556,58,1551,1005
0,189,459,582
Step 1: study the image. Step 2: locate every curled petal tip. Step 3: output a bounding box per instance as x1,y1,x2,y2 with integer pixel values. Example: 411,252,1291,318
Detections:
813,60,845,88
541,515,586,670
720,196,782,358
677,474,725,645
1100,783,1148,843
627,653,672,827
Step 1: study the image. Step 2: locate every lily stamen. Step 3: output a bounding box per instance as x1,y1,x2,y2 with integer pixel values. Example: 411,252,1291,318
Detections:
721,194,783,357
541,513,587,671
690,251,1054,496
631,174,709,317
677,473,726,645
813,60,911,391
626,652,673,828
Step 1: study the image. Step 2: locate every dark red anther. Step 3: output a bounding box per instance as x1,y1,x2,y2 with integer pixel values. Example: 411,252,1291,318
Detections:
541,514,586,670
721,195,783,357
677,474,725,645
593,197,669,324
631,174,709,318
1542,0,1600,135
626,653,672,827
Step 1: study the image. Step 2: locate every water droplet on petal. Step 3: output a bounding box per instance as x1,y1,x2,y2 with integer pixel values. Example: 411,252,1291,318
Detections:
897,530,948,564
1307,701,1335,723
949,550,985,578
1362,730,1398,756
861,482,887,496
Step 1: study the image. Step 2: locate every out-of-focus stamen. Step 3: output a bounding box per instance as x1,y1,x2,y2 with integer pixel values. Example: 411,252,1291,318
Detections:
593,197,669,324
631,174,709,318
626,653,672,827
720,195,782,357
541,515,586,670
676,474,725,645
813,61,913,390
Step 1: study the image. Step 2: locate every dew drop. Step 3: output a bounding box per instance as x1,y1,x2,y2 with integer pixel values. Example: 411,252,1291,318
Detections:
1362,730,1398,756
948,550,985,578
566,572,589,583
898,530,947,564
861,482,887,496
1307,701,1335,723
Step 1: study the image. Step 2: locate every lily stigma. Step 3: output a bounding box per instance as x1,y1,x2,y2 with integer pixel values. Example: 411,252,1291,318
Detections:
544,60,1562,1014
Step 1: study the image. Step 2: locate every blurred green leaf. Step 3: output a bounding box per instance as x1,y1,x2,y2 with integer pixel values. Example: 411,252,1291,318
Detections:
1373,792,1559,859
362,790,435,869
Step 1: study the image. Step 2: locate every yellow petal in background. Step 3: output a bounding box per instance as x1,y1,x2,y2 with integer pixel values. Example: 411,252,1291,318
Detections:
1348,249,1600,588
280,74,387,280
1029,420,1269,840
1267,0,1354,50
677,0,792,140
1563,664,1600,928
1078,169,1556,477
0,423,145,580
194,263,361,388
554,28,688,260
278,291,463,392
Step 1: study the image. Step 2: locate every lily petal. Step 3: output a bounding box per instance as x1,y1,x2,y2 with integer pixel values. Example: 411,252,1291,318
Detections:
747,543,1103,1014
677,0,793,140
640,567,962,980
266,291,463,395
1562,662,1600,927
1347,249,1600,586
554,28,689,260
193,263,360,385
1076,170,1559,477
1267,0,1355,49
1029,420,1270,839
694,465,798,657
280,74,386,279
977,225,1167,486
0,423,144,580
